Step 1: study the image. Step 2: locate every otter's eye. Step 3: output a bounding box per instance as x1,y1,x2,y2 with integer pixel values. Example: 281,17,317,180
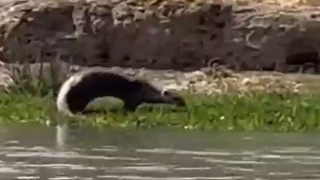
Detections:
162,90,170,96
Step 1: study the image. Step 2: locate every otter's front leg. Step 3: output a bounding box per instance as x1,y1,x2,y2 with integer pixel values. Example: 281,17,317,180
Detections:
67,97,91,115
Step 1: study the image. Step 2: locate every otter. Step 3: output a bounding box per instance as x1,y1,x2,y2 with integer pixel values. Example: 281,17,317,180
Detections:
55,67,186,116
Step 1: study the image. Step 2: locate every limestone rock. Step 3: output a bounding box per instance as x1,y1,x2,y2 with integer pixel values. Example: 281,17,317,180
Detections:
0,0,318,76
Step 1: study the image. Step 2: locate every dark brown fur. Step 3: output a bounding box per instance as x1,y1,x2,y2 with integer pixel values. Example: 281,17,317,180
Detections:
59,67,186,114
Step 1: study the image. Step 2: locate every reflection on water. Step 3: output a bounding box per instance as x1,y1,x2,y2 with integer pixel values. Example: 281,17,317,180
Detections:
0,124,320,179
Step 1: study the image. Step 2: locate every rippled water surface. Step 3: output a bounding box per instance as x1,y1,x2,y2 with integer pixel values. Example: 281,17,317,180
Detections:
0,124,320,180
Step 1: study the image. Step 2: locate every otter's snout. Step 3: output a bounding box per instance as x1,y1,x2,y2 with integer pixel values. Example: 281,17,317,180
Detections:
161,90,186,107
175,97,186,107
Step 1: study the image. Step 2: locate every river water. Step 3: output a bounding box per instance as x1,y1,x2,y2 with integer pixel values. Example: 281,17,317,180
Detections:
0,124,320,180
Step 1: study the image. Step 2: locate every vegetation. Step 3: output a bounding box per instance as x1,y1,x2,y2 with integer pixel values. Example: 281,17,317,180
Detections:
1,79,320,132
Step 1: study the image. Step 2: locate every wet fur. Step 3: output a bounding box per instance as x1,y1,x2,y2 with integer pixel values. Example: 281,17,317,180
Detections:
56,67,186,116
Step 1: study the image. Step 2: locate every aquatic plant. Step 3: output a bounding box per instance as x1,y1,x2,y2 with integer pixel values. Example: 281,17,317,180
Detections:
1,87,320,132
2,63,320,132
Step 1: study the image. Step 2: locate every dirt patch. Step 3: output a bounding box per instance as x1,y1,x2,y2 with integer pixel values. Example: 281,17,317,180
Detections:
142,68,320,95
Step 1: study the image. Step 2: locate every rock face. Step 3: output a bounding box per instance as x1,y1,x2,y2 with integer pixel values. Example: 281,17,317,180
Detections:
0,0,232,71
0,0,320,89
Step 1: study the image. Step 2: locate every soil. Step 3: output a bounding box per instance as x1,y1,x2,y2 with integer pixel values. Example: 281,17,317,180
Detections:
88,66,320,95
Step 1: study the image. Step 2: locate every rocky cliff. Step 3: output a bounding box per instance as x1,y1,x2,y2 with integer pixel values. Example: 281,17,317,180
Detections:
0,0,319,89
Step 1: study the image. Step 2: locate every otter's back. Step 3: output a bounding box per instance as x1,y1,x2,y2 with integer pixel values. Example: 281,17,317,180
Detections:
65,70,140,104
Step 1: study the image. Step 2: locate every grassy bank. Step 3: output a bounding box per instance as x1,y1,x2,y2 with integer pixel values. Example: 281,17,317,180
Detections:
1,86,320,132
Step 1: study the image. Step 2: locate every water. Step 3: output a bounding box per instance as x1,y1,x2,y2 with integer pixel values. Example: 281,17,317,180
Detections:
0,124,320,180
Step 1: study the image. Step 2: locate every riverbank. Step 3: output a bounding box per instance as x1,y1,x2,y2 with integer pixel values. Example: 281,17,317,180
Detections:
2,80,320,132
0,0,319,132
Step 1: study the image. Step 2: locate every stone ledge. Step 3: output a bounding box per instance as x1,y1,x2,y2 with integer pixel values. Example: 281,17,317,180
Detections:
0,61,316,96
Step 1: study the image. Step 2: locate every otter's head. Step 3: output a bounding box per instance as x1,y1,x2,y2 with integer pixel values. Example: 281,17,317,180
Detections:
126,80,186,111
138,82,186,107
159,89,186,107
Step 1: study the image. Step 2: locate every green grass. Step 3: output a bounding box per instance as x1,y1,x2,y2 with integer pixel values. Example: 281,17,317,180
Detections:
1,85,320,132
